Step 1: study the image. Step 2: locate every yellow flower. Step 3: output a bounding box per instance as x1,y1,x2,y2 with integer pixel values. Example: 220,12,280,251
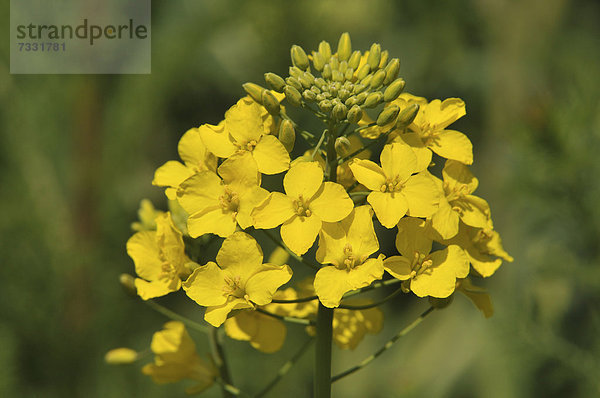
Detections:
314,206,384,308
252,161,354,255
393,93,473,165
177,154,268,238
446,224,513,277
126,212,194,300
105,348,138,364
456,278,494,318
152,128,218,200
384,217,469,298
348,142,440,228
429,160,493,239
331,300,384,350
197,97,290,174
224,288,296,353
142,321,216,395
131,199,165,232
183,232,292,327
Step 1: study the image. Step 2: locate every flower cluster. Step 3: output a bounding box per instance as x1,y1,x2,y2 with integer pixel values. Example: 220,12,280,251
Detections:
109,32,511,395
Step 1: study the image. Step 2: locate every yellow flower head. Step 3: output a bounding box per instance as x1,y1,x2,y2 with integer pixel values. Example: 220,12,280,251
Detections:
142,321,216,395
314,206,384,308
183,232,292,327
177,154,268,238
252,161,354,255
392,93,473,165
349,142,440,228
126,212,193,300
131,199,165,232
197,97,290,174
429,160,493,239
152,128,218,200
384,217,469,298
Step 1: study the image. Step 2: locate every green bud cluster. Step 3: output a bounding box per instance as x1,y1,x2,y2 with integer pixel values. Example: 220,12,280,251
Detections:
262,32,406,125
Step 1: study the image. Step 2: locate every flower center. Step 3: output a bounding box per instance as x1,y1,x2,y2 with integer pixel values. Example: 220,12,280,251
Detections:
444,182,470,202
293,195,312,217
245,140,258,152
159,260,178,282
409,251,433,278
342,243,356,270
379,177,404,193
223,275,245,298
219,187,240,213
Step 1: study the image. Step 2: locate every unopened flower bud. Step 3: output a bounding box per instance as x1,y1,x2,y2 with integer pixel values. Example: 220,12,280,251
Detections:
298,75,312,89
291,45,310,70
332,103,348,120
370,69,386,89
319,99,333,113
367,43,382,69
363,91,383,108
289,66,303,78
339,61,348,74
105,348,138,365
335,136,352,156
284,85,302,107
360,74,373,88
119,273,137,297
395,103,420,128
318,40,332,60
312,51,326,71
383,58,400,85
262,90,280,116
322,64,332,80
378,50,389,68
337,32,352,62
278,119,295,152
355,92,368,104
376,104,400,126
332,69,344,82
329,57,339,70
357,64,370,80
338,88,351,101
344,67,354,81
348,50,362,69
242,82,266,104
347,104,363,124
353,84,367,95
285,77,303,91
264,72,286,92
303,89,317,101
383,78,405,102
345,96,357,107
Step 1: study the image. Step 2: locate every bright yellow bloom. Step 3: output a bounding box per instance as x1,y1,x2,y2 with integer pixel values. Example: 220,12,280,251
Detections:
314,206,384,308
252,161,354,255
183,232,292,327
429,160,493,239
152,128,218,200
177,154,268,238
197,97,290,174
456,278,494,318
126,212,194,300
384,217,469,298
131,199,165,232
142,321,216,395
446,224,513,277
348,143,440,228
392,93,473,165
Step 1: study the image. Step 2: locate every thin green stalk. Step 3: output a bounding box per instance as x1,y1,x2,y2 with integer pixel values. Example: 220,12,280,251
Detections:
210,327,234,398
314,303,334,398
144,300,209,334
271,295,318,304
338,286,404,310
254,338,314,398
261,229,321,271
331,306,435,383
342,278,401,299
349,191,370,198
256,308,314,326
311,129,328,160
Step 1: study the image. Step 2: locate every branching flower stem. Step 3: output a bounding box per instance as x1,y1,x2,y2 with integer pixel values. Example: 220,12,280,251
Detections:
331,306,435,383
338,286,404,310
210,327,235,398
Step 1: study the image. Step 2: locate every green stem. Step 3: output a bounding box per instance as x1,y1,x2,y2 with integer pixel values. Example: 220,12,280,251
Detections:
348,191,370,198
342,278,401,299
331,306,435,383
210,327,234,398
262,229,320,271
271,295,318,304
144,300,209,334
314,303,334,398
256,308,314,326
338,286,404,310
254,338,314,398
311,129,328,160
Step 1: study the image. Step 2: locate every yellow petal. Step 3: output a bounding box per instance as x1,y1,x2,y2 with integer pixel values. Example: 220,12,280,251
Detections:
403,172,440,218
316,220,347,266
197,123,236,158
429,130,473,165
442,160,478,193
248,313,286,353
309,182,354,222
245,264,293,305
224,99,263,144
394,133,432,172
395,217,432,256
127,231,162,281
105,348,138,364
182,262,228,307
283,161,323,199
422,98,466,129
252,135,291,174
252,192,295,229
380,143,417,181
456,195,493,229
411,246,468,298
367,191,408,228
383,255,412,280
236,186,269,229
429,197,460,240
135,278,178,300
345,205,379,260
280,214,321,255
152,161,194,190
348,159,386,191
457,279,494,318
216,232,264,280
224,311,257,341
155,213,187,268
178,128,218,172
177,171,224,215
205,297,253,327
218,151,261,187
187,206,237,238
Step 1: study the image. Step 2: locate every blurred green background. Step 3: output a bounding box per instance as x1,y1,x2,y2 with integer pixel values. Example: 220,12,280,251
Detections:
1,0,600,397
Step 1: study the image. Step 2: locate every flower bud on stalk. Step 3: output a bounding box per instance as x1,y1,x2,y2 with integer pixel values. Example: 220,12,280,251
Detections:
264,72,286,92
278,119,295,152
383,58,400,85
337,32,352,62
347,104,363,124
383,78,406,102
284,85,303,107
363,92,383,108
262,90,280,116
242,82,265,104
367,43,381,69
291,45,310,70
376,104,400,126
335,136,352,156
395,103,420,129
